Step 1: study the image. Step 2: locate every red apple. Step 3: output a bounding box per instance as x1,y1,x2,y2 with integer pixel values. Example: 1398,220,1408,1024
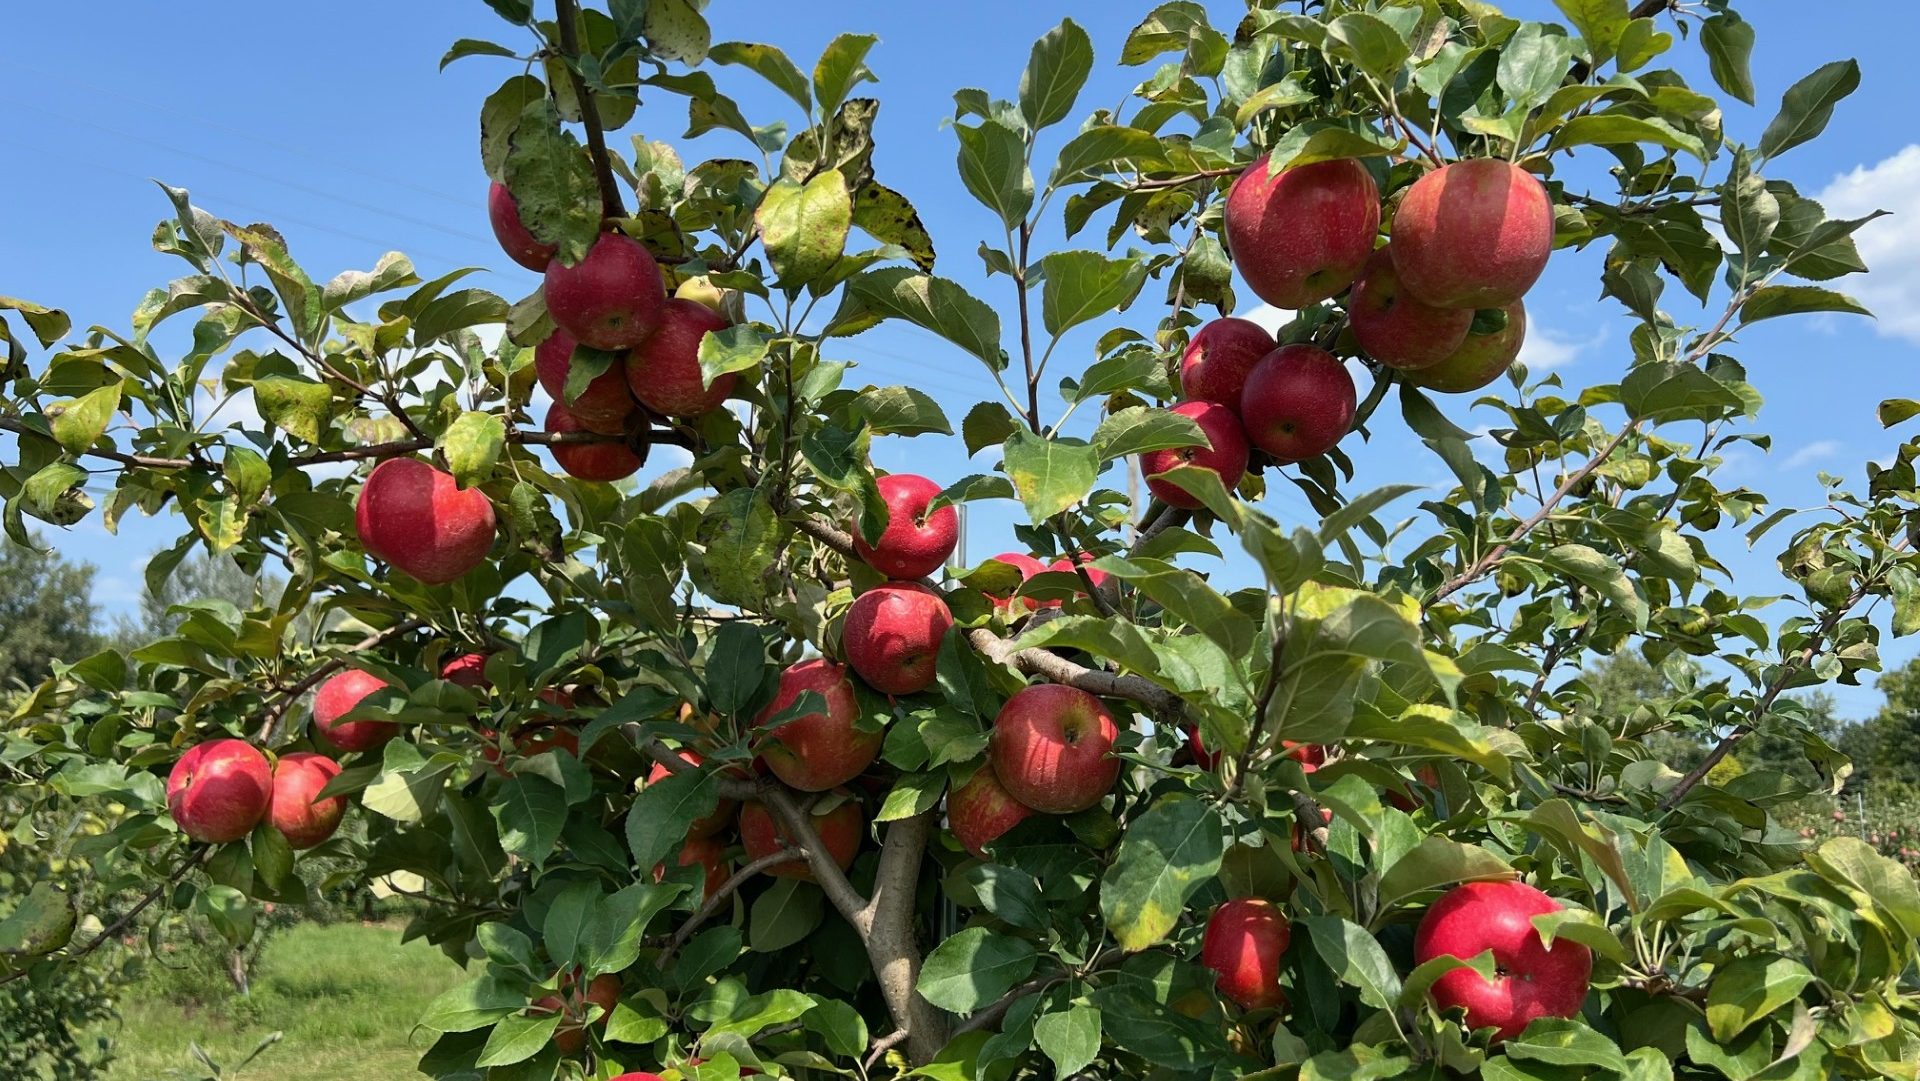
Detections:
355,458,497,585
1413,880,1593,1041
984,552,1048,609
624,297,734,416
1180,317,1275,407
754,660,879,792
1401,300,1527,394
738,798,863,880
1201,898,1291,1011
853,473,959,579
536,971,621,1056
1387,764,1444,812
947,764,1034,860
544,232,666,351
1348,245,1474,370
646,749,739,836
1185,723,1219,770
842,582,953,696
1239,344,1356,463
989,683,1121,814
1139,401,1249,510
545,402,640,482
166,739,273,844
1391,159,1553,309
312,669,398,753
267,751,346,850
534,326,634,435
1283,741,1326,770
487,181,556,272
440,652,489,688
1225,157,1381,308
655,833,730,900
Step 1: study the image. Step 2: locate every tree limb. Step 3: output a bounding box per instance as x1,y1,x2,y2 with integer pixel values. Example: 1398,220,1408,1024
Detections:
858,812,950,1062
552,0,627,220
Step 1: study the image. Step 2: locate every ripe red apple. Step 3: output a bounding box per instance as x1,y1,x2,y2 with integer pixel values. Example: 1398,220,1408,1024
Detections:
1387,764,1444,812
355,458,497,585
624,297,734,417
166,739,273,844
754,660,879,792
1225,157,1381,308
1184,723,1219,770
1401,300,1527,394
440,652,489,688
646,749,740,835
1283,741,1326,770
536,971,621,1056
1413,880,1593,1041
1201,898,1292,1011
267,751,346,850
1179,317,1275,407
738,798,863,880
853,473,959,579
842,582,953,696
534,326,634,435
312,669,398,753
1391,159,1553,309
1139,401,1249,510
487,181,556,272
984,552,1048,609
544,232,666,351
655,833,730,900
989,683,1121,814
545,402,640,482
1239,344,1356,463
947,764,1034,860
1348,245,1474,370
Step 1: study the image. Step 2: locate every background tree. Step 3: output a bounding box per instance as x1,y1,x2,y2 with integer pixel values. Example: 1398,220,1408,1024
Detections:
0,541,98,689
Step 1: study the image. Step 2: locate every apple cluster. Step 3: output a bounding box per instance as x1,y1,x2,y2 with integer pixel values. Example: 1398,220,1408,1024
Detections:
164,738,345,851
1139,154,1549,506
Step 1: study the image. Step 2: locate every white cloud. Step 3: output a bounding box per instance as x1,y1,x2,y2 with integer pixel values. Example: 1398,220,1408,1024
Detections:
1518,324,1603,372
1817,146,1920,341
1236,303,1293,336
1782,439,1842,469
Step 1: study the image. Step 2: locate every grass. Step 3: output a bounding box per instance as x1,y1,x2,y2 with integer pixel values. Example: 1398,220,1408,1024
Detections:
96,921,465,1081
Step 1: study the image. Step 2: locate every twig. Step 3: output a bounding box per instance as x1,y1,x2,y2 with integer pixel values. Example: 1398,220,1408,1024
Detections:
0,847,207,987
553,0,627,220
659,848,807,962
0,416,193,469
255,618,426,742
1122,167,1239,193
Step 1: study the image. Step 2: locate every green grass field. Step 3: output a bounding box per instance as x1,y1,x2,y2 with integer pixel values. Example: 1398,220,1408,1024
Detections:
97,922,465,1081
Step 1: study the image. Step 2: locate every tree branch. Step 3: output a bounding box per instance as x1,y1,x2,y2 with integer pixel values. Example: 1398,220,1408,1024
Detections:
659,848,807,962
858,812,950,1063
0,846,207,987
256,618,426,742
552,0,626,220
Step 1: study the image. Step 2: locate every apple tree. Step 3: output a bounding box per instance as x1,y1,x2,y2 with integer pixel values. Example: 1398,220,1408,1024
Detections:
4,0,1920,1078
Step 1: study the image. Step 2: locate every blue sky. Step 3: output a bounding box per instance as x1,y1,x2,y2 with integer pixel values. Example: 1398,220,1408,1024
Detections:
4,1,1916,719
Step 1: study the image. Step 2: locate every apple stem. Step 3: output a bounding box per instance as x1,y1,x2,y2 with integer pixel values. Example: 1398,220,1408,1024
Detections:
552,0,627,221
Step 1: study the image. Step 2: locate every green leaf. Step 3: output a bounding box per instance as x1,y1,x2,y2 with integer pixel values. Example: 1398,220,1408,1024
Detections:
959,863,1050,933
421,975,528,1033
440,37,519,69
1552,0,1629,66
253,375,332,443
1040,251,1147,338
851,181,937,272
0,883,75,956
805,997,869,1060
626,769,720,873
698,488,783,608
250,820,294,890
49,384,119,455
852,385,953,436
1619,363,1745,424
1878,399,1920,429
1266,119,1403,171
708,988,816,1041
1050,125,1170,186
846,268,1006,373
1099,799,1225,951
1399,951,1497,1009
1760,60,1860,160
1377,836,1515,912
0,296,70,347
1530,907,1628,963
1034,1004,1102,1076
956,121,1033,231
1324,12,1411,81
581,882,683,976
1700,12,1757,105
492,775,567,869
1317,483,1421,550
1706,955,1814,1043
814,33,879,118
698,324,770,389
710,41,811,112
1721,150,1779,258
1549,114,1705,161
1496,23,1574,110
758,170,853,289
1021,19,1094,130
1002,429,1099,526
476,1013,561,1067
963,402,1020,456
1542,543,1649,631
1090,555,1253,657
1090,406,1205,462
878,771,947,822
917,926,1039,1013
1739,285,1871,325
1301,916,1403,1009
749,878,824,952
502,100,600,266
441,411,505,490
479,75,545,180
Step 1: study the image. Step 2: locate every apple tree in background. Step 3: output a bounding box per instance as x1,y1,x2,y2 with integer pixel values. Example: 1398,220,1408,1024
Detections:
4,0,1920,1077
